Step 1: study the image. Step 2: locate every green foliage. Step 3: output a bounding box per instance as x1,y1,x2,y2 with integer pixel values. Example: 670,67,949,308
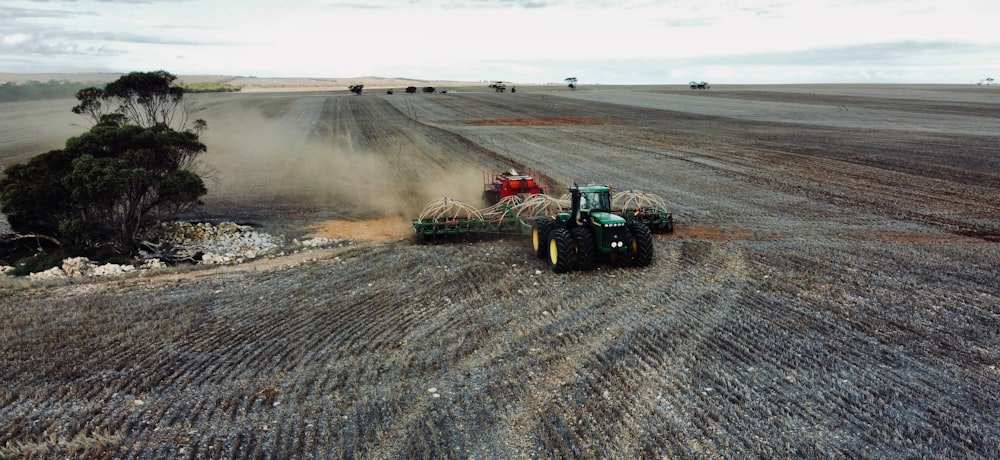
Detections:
0,80,101,102
0,122,207,254
0,150,76,238
422,86,436,93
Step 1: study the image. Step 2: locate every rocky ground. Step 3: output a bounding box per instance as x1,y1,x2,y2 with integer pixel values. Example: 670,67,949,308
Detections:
1,83,999,458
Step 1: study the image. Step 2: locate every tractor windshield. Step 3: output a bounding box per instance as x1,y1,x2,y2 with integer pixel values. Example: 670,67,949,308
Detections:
581,191,611,211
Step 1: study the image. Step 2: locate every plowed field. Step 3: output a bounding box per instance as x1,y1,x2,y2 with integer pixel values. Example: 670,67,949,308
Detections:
2,84,999,458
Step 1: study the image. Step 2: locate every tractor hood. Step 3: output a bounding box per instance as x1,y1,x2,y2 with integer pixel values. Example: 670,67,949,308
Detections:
590,211,626,227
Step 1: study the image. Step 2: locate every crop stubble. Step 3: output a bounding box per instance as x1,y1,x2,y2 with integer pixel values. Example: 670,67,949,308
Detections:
1,85,999,458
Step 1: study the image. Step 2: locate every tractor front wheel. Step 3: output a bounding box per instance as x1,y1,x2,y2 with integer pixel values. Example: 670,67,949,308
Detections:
548,228,575,273
627,223,655,267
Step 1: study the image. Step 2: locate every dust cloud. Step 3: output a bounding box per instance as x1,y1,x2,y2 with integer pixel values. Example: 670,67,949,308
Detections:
197,98,485,221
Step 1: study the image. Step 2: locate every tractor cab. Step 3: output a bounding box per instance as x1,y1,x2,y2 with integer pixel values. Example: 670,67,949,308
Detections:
577,188,611,213
554,184,630,253
567,185,625,229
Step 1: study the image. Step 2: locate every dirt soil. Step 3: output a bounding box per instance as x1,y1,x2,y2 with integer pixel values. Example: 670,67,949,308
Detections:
1,83,999,458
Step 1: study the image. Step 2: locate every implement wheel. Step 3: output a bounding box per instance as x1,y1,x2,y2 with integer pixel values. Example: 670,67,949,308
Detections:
627,223,655,267
571,227,597,271
548,228,575,273
532,218,554,259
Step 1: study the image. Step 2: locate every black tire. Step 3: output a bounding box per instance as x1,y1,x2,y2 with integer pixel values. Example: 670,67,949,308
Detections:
628,223,655,267
548,228,575,273
571,227,597,271
532,218,554,259
483,190,500,206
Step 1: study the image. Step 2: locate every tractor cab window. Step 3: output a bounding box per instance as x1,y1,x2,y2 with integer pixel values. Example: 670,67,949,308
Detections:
581,191,610,211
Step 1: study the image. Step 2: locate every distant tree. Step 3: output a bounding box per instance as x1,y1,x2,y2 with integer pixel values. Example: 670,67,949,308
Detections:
72,70,204,131
422,86,436,93
565,77,577,90
72,87,107,123
349,84,364,95
405,86,417,94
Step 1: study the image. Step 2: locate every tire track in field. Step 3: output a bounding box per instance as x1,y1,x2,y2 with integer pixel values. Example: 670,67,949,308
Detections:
737,241,1000,454
115,260,370,456
468,242,748,455
213,243,519,458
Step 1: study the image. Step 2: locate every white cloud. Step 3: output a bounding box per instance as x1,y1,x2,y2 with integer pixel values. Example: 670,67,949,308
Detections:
3,0,999,83
3,33,31,45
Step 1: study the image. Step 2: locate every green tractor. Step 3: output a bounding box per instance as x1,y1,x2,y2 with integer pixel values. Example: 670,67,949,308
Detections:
532,184,654,273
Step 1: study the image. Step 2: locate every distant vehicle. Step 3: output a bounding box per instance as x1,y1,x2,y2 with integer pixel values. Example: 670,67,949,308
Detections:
689,81,710,89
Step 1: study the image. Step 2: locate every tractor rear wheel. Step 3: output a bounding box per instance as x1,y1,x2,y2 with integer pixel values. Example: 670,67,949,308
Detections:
532,218,553,259
548,228,575,273
571,227,597,271
627,223,655,267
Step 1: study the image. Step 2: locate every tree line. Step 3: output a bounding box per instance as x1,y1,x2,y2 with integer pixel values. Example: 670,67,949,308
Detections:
0,79,242,103
0,80,103,102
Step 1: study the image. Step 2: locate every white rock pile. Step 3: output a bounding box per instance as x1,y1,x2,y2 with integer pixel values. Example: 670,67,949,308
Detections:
1,220,345,279
25,257,161,281
142,221,283,265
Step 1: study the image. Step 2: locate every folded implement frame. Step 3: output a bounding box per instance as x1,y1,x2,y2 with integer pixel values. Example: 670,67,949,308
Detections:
412,195,566,243
613,190,675,233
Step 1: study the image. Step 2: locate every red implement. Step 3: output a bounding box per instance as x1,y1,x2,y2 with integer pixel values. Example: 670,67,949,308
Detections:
483,169,545,205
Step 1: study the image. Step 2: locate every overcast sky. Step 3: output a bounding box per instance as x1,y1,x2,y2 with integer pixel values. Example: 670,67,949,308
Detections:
2,0,998,84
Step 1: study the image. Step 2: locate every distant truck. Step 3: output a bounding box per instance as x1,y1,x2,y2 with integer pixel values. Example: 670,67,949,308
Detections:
690,81,710,89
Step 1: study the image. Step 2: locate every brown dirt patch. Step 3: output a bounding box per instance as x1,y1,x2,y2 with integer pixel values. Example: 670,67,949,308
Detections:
465,117,608,126
673,224,772,241
844,230,990,244
306,218,413,241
